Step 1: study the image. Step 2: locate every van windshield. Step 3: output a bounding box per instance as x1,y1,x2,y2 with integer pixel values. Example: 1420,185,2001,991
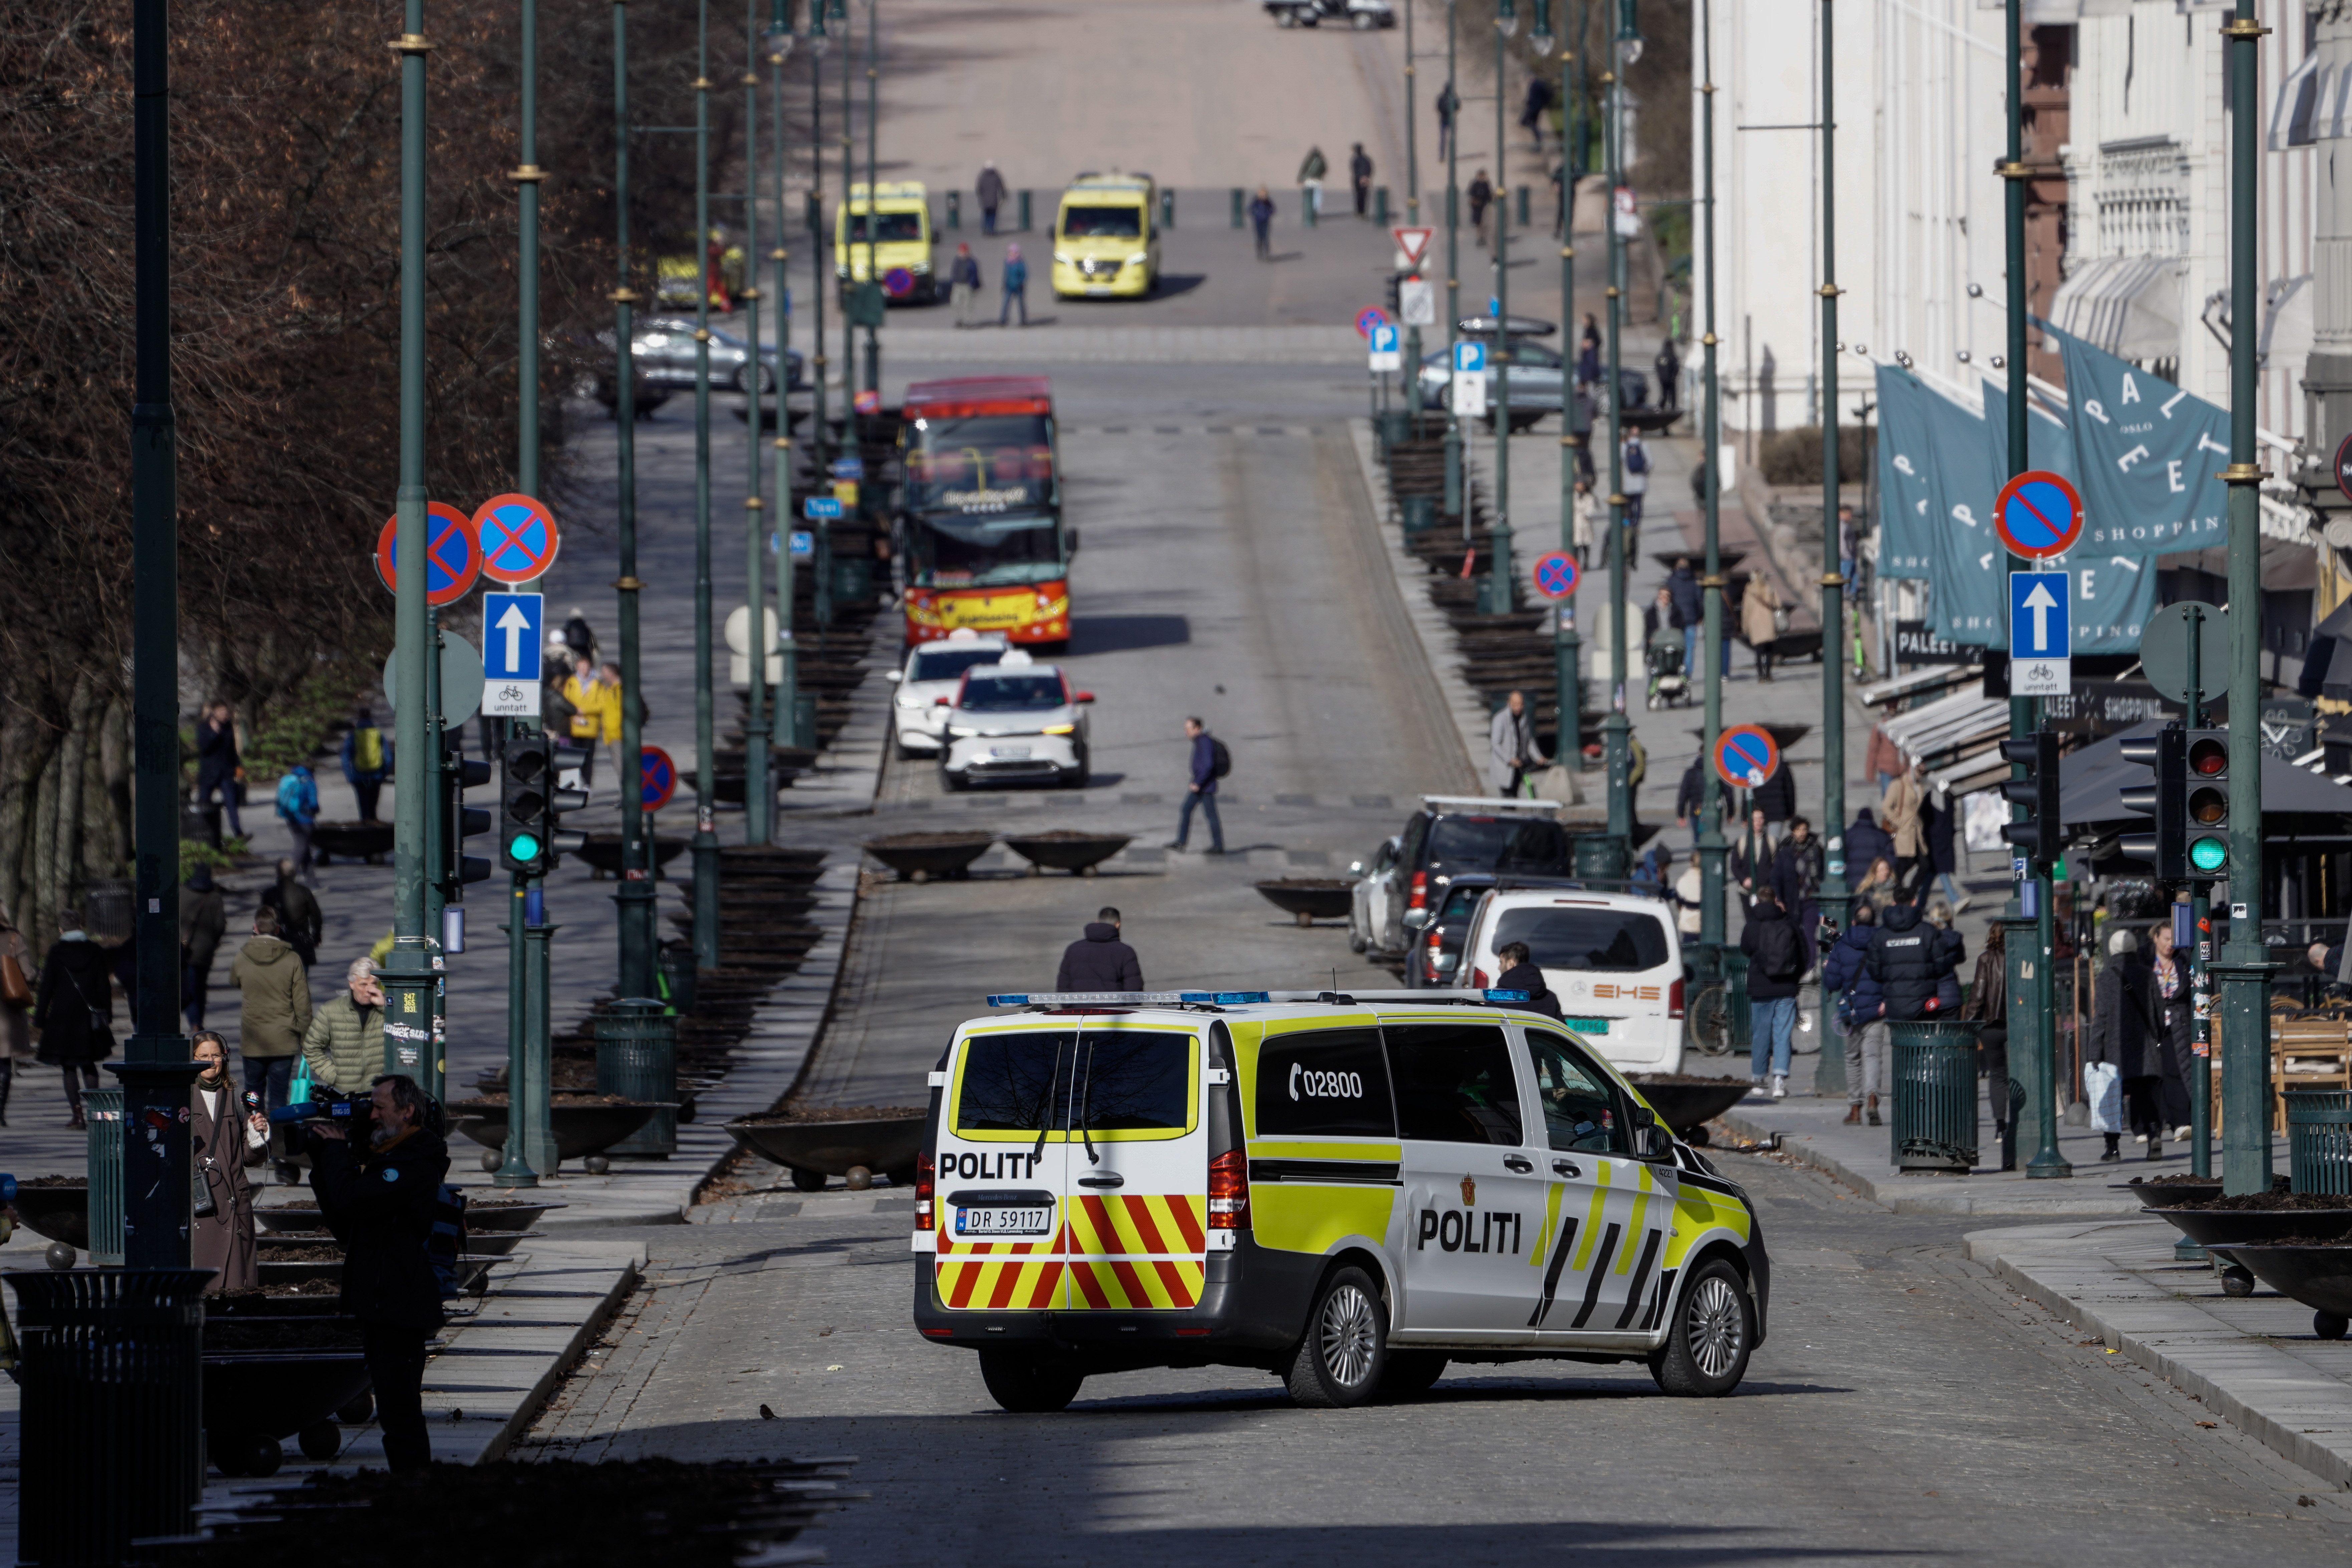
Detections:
1493,906,1672,971
953,1029,1192,1134
1062,204,1143,238
844,211,925,243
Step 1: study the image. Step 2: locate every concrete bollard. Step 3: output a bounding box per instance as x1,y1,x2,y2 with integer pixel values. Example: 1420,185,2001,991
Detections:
1231,187,1245,228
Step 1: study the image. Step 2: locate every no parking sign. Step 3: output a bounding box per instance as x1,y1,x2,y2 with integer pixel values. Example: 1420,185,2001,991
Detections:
1713,725,1781,790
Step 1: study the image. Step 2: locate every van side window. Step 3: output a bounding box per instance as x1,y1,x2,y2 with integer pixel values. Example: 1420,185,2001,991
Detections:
1384,1024,1524,1146
1524,1032,1627,1154
1254,1028,1395,1138
957,1031,1076,1132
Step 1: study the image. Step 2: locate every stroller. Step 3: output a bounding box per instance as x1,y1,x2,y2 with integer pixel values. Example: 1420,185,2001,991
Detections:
1645,626,1690,710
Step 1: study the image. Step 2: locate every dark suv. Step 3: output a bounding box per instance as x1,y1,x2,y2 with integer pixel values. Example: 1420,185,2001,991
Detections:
1372,797,1572,958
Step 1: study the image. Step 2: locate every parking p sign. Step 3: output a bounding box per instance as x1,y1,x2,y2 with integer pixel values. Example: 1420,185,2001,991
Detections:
1452,340,1489,418
1368,323,1401,372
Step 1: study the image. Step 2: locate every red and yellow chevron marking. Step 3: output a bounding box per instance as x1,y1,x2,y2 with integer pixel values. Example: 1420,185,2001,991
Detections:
935,1252,1065,1311
1062,1193,1207,1311
1066,1256,1204,1310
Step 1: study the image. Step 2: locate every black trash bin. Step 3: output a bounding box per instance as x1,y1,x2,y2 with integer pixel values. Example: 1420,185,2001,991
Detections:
7,1268,211,1566
1888,1020,1980,1172
597,997,678,1157
2287,1088,2352,1195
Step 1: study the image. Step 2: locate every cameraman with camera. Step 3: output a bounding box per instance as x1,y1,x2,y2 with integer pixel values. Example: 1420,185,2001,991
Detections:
307,1073,449,1471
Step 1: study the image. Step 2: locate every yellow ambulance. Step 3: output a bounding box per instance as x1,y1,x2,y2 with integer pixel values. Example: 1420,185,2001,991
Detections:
910,988,1769,1411
1050,173,1160,299
834,181,938,303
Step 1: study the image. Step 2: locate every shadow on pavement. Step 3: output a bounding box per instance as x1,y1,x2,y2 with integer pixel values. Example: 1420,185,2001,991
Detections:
1068,613,1191,655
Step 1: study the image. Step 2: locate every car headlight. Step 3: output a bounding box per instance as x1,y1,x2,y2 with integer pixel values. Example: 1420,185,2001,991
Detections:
1054,252,1073,265
911,261,932,274
946,725,976,738
1041,724,1076,736
1125,253,1148,266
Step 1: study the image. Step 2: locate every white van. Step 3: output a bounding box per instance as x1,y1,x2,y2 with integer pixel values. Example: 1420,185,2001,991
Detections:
1459,888,1686,1075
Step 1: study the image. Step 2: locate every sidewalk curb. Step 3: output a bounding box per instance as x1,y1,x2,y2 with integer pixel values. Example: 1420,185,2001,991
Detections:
1719,1105,2146,1217
1968,1222,2352,1492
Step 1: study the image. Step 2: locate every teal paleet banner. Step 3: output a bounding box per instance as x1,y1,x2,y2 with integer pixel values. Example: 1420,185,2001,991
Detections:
1871,364,1939,580
1911,380,2006,645
2043,324,2230,555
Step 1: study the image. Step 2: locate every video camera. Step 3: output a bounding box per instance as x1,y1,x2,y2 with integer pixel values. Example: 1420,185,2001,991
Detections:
266,1090,373,1130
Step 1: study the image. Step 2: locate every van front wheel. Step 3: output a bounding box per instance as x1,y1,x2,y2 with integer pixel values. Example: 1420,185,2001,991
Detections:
978,1349,1084,1413
1647,1258,1753,1397
1285,1266,1386,1408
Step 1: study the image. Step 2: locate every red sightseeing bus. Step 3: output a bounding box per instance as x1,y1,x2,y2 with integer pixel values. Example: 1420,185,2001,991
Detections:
897,376,1070,647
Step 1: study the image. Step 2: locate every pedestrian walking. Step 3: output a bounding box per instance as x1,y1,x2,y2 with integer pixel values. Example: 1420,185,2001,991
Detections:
1297,144,1327,216
1620,432,1651,528
1488,689,1546,797
275,759,320,879
1056,907,1143,992
1751,760,1796,850
1667,557,1703,678
1574,337,1601,393
1521,74,1555,151
1468,169,1494,247
976,160,1007,234
1571,477,1601,568
2150,921,2194,1137
1729,807,1773,917
1654,338,1682,413
1864,720,1904,795
1880,760,1929,896
260,857,323,969
302,956,386,1094
32,909,113,1127
1435,80,1459,158
0,903,33,1127
1923,780,1966,912
231,906,313,1115
1248,187,1276,261
1671,856,1704,940
1349,143,1374,218
2087,927,2166,1162
1167,717,1227,855
1838,504,1863,601
306,1073,449,1472
561,606,599,666
1866,895,1963,1020
180,863,226,1030
562,655,620,785
1844,807,1894,885
1741,570,1781,680
194,699,244,843
1674,755,1706,847
1772,817,1824,965
541,661,578,743
1821,901,1883,1122
948,242,982,328
341,707,388,821
998,242,1029,326
1740,892,1803,1098
1492,941,1564,1020
189,1029,265,1293
1961,921,2013,1166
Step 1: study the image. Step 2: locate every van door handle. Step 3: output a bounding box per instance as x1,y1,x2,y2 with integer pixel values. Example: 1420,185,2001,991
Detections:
1503,1155,1535,1173
1078,1174,1124,1189
1552,1159,1582,1178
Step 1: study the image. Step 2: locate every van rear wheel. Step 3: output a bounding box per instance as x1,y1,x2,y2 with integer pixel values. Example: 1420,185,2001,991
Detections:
1285,1266,1386,1408
978,1349,1084,1413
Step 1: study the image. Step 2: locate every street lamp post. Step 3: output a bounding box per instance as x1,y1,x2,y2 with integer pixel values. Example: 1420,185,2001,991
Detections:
1443,0,1463,521
1484,0,1517,618
768,3,801,752
741,0,771,845
1403,0,1421,423
1596,0,1633,876
806,6,831,635
1539,2,1582,778
1696,0,1726,981
613,0,657,1003
2216,0,2274,1193
864,0,880,395
690,0,722,974
1813,0,1852,951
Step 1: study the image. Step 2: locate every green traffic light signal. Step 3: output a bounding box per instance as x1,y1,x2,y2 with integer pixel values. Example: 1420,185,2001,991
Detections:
2188,836,2227,874
508,831,543,863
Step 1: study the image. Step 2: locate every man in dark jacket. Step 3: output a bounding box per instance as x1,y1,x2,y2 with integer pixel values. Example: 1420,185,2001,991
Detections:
1674,756,1707,846
1057,909,1143,992
180,864,227,1030
1922,786,1964,911
1844,807,1895,880
33,911,115,1127
1752,762,1797,846
259,857,323,969
1864,899,1956,1023
1667,559,1704,678
976,161,1007,233
1349,143,1374,217
309,1074,449,1471
1738,894,1803,1097
2088,928,2165,1161
1819,902,1882,1122
1169,717,1225,854
1491,942,1564,1021
194,699,242,843
1771,817,1826,967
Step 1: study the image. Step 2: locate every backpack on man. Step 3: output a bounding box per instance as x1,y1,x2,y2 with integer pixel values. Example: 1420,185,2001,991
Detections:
1209,737,1232,779
1753,916,1805,984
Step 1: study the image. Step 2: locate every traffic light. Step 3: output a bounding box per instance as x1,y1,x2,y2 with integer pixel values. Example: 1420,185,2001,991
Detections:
2183,729,2231,877
2117,726,2186,880
439,737,494,895
500,734,592,877
1999,729,2062,869
1383,273,1403,316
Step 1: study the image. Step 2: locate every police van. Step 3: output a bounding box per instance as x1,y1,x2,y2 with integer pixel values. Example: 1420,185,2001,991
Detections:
912,989,1768,1412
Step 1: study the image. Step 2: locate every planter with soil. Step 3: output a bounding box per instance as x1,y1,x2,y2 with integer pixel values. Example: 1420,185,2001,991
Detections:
1627,1074,1755,1140
2146,1191,2352,1250
309,820,395,864
727,1103,926,1190
862,831,996,882
1003,829,1133,877
1253,878,1355,927
2202,1238,2352,1337
9,1175,89,1250
573,833,690,879
449,1094,663,1162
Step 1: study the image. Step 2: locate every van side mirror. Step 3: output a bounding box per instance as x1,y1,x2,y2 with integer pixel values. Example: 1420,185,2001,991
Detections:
1403,908,1433,933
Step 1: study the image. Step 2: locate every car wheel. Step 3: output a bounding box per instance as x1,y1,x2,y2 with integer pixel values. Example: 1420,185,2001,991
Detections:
1285,1265,1386,1408
941,768,966,793
1379,1350,1447,1398
978,1349,1085,1413
1647,1258,1753,1397
1349,929,1368,954
1352,9,1375,26
1276,7,1298,23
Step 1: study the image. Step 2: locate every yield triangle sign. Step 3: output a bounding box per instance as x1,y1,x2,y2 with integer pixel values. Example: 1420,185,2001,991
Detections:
1392,226,1434,269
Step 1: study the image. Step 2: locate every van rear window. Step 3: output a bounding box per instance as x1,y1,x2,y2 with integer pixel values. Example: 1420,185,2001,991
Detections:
1494,906,1671,972
954,1029,1193,1134
956,1031,1075,1131
1076,1031,1193,1131
1255,1028,1395,1138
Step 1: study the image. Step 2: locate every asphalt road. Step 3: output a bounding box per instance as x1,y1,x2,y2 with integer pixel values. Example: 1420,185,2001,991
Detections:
518,1152,2352,1565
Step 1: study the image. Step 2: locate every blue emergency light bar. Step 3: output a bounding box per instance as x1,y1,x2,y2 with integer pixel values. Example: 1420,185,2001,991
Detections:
984,991,1273,1007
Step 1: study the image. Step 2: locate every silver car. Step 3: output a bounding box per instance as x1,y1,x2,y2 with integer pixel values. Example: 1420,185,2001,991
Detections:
611,315,803,395
1416,335,1570,432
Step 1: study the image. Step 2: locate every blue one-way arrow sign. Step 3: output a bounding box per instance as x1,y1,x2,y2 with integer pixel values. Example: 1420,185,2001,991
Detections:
482,590,545,717
2009,570,2070,697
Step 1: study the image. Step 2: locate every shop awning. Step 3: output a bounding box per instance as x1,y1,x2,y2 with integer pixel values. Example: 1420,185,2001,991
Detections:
2271,49,2352,150
2048,256,2184,363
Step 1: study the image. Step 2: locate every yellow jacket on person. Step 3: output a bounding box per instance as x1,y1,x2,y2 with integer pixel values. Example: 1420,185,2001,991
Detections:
562,673,621,744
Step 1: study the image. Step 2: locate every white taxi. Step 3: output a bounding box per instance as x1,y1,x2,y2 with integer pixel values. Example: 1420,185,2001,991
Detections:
937,650,1094,790
912,988,1767,1412
1459,887,1687,1075
886,628,1010,757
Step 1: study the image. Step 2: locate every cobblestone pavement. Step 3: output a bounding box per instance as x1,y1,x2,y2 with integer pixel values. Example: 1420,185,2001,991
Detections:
516,1155,2352,1565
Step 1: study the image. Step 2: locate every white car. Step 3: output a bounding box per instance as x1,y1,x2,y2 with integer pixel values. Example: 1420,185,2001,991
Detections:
886,629,1010,757
937,651,1094,790
1347,836,1401,955
1459,887,1687,1075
